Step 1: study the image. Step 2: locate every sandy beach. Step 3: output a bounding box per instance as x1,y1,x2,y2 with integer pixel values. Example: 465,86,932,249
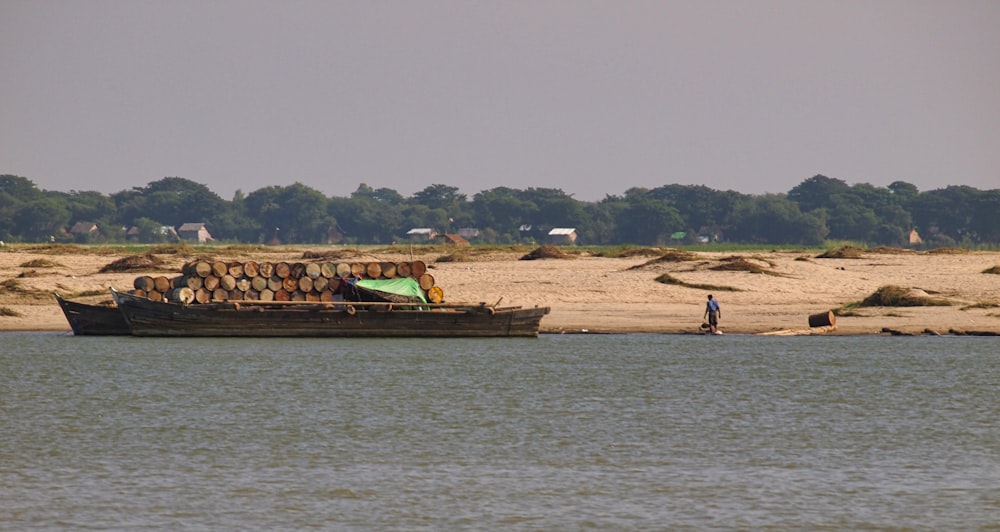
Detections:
2,245,999,335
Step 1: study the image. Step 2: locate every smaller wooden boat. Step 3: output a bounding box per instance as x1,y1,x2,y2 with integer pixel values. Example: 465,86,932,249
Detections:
54,293,131,336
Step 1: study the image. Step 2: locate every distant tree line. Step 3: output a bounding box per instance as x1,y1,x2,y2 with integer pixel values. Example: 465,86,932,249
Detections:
1,174,998,247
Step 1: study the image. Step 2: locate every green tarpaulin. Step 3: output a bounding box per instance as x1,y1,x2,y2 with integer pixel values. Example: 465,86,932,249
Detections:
356,277,428,303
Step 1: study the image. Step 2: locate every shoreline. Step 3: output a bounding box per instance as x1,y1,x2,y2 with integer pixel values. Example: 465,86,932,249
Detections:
2,247,999,336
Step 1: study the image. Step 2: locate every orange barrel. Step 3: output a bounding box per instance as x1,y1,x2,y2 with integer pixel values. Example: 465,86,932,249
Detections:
427,286,444,303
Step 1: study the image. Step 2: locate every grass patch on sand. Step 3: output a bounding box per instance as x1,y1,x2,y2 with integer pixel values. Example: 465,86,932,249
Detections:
654,273,740,292
436,251,475,262
520,245,575,260
868,246,916,255
19,258,63,268
435,245,530,262
840,285,953,311
594,246,667,258
928,247,969,255
98,253,166,273
148,243,196,255
1,279,23,291
961,301,1000,311
0,278,51,301
301,248,364,260
817,245,866,259
709,256,789,276
628,249,700,270
982,265,1000,275
0,306,22,317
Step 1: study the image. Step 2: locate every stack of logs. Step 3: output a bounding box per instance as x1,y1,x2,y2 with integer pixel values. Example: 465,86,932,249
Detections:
132,259,442,304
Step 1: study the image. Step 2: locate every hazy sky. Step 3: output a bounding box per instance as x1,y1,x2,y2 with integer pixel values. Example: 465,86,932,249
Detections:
2,1,998,202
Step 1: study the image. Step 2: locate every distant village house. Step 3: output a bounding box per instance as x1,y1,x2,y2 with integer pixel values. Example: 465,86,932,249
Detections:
69,221,99,236
406,228,437,241
178,222,213,243
547,227,577,245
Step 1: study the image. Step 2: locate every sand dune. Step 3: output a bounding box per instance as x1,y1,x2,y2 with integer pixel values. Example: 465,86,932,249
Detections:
2,246,999,335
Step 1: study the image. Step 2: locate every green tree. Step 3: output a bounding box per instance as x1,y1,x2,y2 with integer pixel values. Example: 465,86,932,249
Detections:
787,174,852,212
971,190,1000,243
471,187,539,240
244,183,334,244
614,190,685,245
327,184,406,243
13,197,71,242
141,177,227,228
910,186,981,242
412,184,466,211
728,194,827,245
524,188,587,229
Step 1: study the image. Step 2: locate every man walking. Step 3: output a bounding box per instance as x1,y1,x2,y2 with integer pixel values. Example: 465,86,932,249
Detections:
704,294,722,334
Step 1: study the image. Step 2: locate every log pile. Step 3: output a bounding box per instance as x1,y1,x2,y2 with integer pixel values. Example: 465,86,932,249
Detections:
130,259,443,304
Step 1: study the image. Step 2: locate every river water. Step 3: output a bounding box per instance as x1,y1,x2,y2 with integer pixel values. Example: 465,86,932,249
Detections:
1,333,998,529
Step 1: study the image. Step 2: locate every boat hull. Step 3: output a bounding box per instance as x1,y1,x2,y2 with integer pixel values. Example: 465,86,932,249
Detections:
111,290,549,338
55,293,131,336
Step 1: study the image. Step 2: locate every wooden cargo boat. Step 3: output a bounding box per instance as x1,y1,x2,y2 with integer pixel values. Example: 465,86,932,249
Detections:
110,289,550,338
54,293,131,336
